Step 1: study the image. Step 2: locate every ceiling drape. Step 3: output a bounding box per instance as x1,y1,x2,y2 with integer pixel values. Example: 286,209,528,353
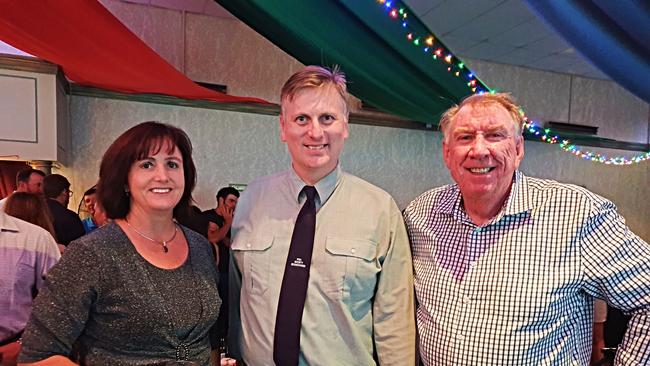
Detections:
216,0,478,125
0,0,269,105
525,0,650,104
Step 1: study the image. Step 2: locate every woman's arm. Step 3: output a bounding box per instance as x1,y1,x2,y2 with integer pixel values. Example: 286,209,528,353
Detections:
19,239,100,363
19,355,78,365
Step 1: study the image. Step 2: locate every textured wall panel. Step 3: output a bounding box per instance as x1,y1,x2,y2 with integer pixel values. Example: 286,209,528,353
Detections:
185,14,304,104
571,77,649,143
99,0,185,72
464,58,571,124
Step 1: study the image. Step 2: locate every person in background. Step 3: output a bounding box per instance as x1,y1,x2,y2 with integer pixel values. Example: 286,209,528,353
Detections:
229,66,415,365
18,121,221,365
42,174,84,246
0,208,59,366
4,192,56,240
403,93,650,365
202,186,239,351
0,168,46,211
79,186,111,234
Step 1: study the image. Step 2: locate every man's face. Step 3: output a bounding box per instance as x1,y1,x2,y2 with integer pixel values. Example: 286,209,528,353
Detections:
84,193,97,216
20,173,44,194
220,194,238,211
443,103,524,202
280,84,349,184
61,187,71,207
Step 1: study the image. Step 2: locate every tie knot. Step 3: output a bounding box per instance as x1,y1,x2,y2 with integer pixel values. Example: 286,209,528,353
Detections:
302,186,317,202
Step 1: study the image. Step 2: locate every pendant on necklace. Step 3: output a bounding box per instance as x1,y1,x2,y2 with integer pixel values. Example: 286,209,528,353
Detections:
162,242,169,253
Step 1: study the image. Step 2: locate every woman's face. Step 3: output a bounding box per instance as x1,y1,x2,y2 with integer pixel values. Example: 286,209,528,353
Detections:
127,139,185,218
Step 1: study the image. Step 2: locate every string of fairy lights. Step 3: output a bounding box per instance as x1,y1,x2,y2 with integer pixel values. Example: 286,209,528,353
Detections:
375,0,650,165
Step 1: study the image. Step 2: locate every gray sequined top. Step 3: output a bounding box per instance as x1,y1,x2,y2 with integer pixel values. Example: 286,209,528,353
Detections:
19,222,221,366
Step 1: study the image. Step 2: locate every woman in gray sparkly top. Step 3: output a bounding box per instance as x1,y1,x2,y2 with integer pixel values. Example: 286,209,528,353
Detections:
19,121,221,366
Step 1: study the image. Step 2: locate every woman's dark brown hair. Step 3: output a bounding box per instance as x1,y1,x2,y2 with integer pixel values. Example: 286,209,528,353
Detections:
97,121,196,219
4,192,56,238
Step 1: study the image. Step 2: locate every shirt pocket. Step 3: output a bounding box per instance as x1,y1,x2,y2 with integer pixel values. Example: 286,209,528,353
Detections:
14,262,36,299
325,237,379,302
232,234,274,295
475,268,574,328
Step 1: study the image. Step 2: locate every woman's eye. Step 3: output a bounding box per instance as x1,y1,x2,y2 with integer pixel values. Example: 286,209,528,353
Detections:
167,161,179,169
141,161,153,169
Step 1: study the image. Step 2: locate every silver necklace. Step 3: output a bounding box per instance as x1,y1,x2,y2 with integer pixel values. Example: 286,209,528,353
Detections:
125,220,178,253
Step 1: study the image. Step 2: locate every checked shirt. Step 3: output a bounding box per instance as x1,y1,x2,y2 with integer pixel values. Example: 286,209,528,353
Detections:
403,171,650,365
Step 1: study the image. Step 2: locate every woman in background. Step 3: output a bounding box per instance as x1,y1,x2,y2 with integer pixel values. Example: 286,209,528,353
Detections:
4,192,56,239
19,121,221,366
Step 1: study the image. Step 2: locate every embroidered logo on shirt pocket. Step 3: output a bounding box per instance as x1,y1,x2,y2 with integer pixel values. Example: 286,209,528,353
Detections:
233,235,274,295
325,237,378,302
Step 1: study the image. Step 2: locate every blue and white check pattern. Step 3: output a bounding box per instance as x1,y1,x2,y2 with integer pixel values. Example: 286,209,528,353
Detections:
403,171,650,365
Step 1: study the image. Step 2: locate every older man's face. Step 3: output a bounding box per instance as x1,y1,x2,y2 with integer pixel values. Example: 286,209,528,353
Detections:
443,103,524,203
280,84,349,184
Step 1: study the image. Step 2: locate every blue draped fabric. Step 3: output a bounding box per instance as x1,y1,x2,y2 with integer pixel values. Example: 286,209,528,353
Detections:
525,0,650,103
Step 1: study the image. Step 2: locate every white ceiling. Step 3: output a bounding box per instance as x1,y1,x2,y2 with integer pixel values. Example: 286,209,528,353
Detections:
404,0,609,79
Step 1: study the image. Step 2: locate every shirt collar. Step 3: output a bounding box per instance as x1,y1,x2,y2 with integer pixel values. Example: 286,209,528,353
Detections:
0,211,20,232
436,171,532,222
502,171,532,216
288,164,342,207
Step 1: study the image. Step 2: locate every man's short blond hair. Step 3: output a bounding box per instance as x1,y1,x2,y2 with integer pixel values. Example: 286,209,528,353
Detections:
439,93,524,142
280,65,349,115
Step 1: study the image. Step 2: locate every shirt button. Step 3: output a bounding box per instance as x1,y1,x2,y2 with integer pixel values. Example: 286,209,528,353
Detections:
456,332,465,340
469,262,476,268
246,244,251,248
350,248,356,254
463,296,471,303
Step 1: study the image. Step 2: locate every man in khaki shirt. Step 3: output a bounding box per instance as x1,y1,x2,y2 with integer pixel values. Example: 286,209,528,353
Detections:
228,65,415,365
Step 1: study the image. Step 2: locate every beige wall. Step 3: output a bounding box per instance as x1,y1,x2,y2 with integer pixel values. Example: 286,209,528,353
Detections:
61,0,649,241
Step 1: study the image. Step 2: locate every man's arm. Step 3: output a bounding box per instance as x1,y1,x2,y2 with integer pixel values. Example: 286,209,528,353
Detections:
591,300,607,365
373,204,416,365
208,206,233,245
581,201,650,365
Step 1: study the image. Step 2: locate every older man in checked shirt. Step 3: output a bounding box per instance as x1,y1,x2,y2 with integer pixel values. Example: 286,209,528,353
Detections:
403,93,650,365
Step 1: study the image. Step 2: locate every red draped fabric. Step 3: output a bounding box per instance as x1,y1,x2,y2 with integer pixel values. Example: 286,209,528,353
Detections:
0,161,29,199
0,0,269,105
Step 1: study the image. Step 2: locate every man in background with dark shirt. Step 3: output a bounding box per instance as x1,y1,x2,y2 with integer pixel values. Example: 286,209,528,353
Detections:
43,174,85,246
202,187,239,346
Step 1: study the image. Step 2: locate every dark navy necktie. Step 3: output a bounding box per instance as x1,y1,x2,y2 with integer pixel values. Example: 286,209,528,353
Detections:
273,186,318,366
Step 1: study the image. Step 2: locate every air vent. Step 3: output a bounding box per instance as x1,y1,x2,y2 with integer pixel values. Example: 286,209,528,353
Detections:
195,81,227,94
545,121,598,135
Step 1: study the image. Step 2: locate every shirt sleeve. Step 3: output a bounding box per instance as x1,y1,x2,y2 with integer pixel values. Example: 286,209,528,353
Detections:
373,202,416,365
18,239,100,363
227,190,251,362
33,230,61,290
227,253,243,361
580,200,650,365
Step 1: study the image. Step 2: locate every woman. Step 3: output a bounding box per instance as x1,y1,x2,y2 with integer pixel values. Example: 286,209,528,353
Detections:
4,192,56,239
19,122,221,365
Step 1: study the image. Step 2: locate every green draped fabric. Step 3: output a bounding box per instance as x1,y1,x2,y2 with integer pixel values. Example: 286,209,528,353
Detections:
216,0,479,126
